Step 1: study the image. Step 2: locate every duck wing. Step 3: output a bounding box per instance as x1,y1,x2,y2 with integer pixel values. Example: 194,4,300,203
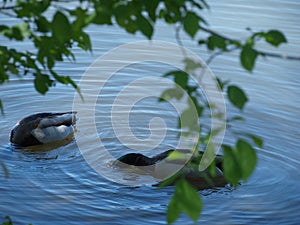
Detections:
31,112,76,144
35,112,76,128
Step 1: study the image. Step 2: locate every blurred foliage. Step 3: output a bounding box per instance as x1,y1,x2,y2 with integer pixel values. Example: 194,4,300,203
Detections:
1,216,31,225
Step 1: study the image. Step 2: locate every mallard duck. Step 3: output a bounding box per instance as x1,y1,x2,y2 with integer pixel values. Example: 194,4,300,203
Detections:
115,149,227,190
10,112,76,147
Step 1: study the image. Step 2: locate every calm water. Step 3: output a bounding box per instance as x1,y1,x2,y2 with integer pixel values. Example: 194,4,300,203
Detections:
1,0,300,224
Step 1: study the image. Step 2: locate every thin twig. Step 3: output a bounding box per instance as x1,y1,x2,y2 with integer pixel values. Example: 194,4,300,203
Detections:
175,24,188,58
257,51,300,61
205,46,238,65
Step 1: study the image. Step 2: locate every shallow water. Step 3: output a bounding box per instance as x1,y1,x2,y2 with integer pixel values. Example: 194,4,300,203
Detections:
1,0,300,224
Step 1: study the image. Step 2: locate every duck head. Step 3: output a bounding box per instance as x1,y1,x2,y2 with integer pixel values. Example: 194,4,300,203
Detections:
116,153,153,166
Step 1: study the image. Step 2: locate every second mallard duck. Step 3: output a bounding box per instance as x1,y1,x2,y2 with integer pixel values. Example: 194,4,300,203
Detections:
115,149,227,190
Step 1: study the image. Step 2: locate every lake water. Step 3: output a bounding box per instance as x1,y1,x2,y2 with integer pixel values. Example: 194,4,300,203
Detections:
1,0,300,224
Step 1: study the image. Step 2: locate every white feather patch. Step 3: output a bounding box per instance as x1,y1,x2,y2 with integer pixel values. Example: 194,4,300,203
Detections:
31,125,73,143
38,113,74,128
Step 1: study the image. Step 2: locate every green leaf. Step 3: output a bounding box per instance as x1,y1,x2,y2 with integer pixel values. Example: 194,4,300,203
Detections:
222,140,257,185
34,73,53,94
52,11,72,44
216,77,229,91
2,216,13,225
167,179,202,224
144,0,160,21
167,195,181,224
265,30,287,47
35,16,50,33
164,70,188,89
177,179,202,222
0,99,3,115
76,31,92,51
136,14,153,39
114,5,129,27
183,58,202,72
2,24,30,41
223,145,241,186
159,87,184,102
227,85,248,110
183,12,199,38
247,134,263,148
240,45,258,71
235,140,257,180
207,35,226,50
179,106,199,132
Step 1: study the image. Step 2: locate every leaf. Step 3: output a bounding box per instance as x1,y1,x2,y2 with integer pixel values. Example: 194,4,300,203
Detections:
144,0,160,21
207,35,226,50
247,134,263,148
216,77,229,91
164,70,188,89
177,179,202,222
167,179,202,224
235,140,257,180
240,45,258,71
52,11,72,44
265,30,287,47
183,58,202,72
76,31,92,51
179,106,199,132
227,85,248,110
183,12,199,38
34,73,53,94
35,16,50,33
136,14,153,39
223,145,241,186
0,99,3,115
2,216,13,225
167,195,181,224
159,87,184,102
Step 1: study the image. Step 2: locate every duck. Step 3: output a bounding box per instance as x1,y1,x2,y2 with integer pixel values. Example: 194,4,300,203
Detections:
10,112,76,147
115,149,227,190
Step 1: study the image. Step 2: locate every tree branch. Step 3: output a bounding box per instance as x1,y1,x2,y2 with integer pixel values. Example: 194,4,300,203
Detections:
200,26,300,61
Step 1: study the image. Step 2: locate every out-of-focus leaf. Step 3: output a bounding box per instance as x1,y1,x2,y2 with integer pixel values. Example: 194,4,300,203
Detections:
183,12,199,38
207,35,226,50
265,30,287,47
0,99,3,115
236,140,257,180
164,70,188,89
136,14,153,39
34,73,53,94
183,58,202,72
240,45,258,71
35,16,50,33
167,179,202,224
227,85,248,110
223,140,257,186
179,106,199,132
2,215,13,225
159,87,184,102
223,145,241,186
167,195,181,224
52,11,72,44
247,134,263,148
